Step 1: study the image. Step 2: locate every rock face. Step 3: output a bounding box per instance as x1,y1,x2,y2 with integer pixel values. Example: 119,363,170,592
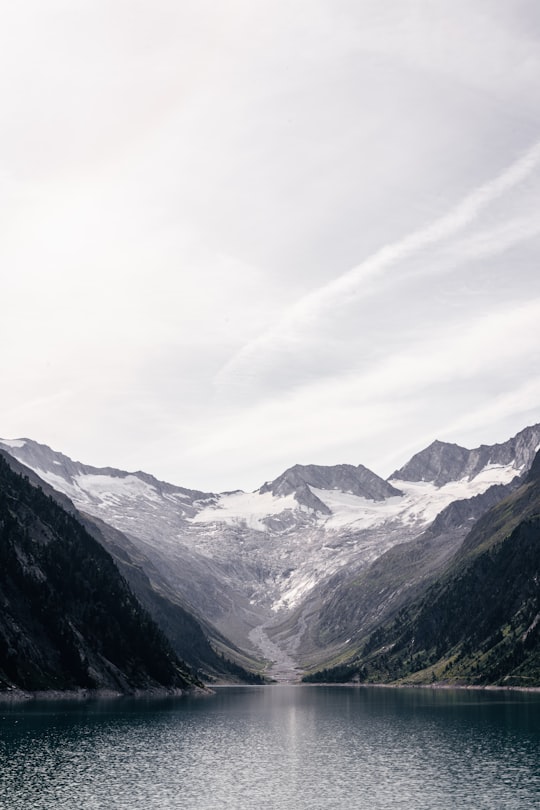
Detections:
1,423,539,678
260,463,402,504
0,453,200,694
391,425,540,486
526,448,540,483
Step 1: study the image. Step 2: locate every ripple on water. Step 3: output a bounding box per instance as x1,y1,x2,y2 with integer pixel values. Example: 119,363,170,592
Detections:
0,686,539,809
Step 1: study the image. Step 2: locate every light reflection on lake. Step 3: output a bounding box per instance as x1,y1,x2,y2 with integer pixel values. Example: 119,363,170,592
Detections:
0,686,538,809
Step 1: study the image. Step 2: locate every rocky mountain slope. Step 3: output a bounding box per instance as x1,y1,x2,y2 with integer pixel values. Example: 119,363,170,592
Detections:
305,451,540,687
0,450,263,684
0,453,201,695
1,423,539,679
271,479,520,671
391,429,540,485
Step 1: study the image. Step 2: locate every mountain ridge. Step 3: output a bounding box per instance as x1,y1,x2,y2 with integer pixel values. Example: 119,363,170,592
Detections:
2,423,539,680
4,425,539,505
391,424,540,486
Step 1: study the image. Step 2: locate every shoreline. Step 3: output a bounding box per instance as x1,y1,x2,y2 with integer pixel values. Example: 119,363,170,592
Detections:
0,685,210,703
2,680,539,702
301,680,540,693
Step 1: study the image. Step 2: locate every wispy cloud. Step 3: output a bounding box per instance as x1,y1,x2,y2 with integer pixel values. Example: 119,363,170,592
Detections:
186,297,540,486
216,137,540,393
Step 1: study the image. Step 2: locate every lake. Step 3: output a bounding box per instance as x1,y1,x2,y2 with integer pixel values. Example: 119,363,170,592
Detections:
0,685,538,809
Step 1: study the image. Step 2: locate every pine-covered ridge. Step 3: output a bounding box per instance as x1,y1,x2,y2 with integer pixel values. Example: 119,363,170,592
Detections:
0,455,202,695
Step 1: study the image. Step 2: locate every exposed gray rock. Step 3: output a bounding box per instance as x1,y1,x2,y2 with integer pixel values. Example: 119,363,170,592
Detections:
261,463,402,503
390,424,540,486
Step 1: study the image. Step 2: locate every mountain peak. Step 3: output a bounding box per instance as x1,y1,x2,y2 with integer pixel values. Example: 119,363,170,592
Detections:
390,440,470,486
0,437,213,501
390,424,540,487
260,462,402,503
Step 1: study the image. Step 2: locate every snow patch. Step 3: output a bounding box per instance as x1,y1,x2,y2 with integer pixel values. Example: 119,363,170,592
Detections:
389,466,517,525
312,464,516,532
468,462,519,487
0,439,27,449
33,468,81,500
74,473,162,502
310,488,404,530
191,490,298,531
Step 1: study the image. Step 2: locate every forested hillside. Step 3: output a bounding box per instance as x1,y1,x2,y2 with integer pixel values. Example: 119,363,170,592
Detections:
0,455,201,694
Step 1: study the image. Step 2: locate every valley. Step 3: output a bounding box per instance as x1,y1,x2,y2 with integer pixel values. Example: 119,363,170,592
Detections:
1,423,539,684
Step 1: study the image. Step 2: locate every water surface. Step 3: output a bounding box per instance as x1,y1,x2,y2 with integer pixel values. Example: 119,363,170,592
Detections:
1,686,538,809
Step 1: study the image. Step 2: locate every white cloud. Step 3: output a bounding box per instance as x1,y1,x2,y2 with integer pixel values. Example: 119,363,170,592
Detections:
174,298,540,487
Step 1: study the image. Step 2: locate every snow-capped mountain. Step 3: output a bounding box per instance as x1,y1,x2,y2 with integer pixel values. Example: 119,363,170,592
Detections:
391,430,540,486
259,463,402,513
1,424,539,673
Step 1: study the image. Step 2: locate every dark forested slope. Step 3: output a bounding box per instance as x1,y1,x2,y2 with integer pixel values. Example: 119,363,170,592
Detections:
0,455,201,694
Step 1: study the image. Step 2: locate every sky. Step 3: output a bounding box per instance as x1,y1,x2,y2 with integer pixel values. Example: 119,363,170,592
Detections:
2,0,540,492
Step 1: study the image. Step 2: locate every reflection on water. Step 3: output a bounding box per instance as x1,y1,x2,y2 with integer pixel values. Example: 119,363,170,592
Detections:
0,686,538,809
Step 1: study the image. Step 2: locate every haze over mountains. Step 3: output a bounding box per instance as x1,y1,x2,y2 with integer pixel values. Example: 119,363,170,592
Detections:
1,423,539,686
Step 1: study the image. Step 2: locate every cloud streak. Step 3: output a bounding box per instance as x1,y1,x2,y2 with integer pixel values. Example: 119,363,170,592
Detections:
217,136,540,391
188,296,540,484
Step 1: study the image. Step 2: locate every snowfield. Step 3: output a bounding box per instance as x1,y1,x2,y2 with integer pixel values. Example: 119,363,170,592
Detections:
191,489,301,531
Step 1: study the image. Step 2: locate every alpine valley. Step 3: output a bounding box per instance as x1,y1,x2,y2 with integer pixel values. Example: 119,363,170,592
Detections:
1,422,539,690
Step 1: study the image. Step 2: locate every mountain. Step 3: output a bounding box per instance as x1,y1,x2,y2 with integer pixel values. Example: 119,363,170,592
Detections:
1,423,539,681
0,450,263,684
260,463,402,511
0,440,264,653
391,428,540,486
304,450,540,687
265,425,540,668
0,453,201,695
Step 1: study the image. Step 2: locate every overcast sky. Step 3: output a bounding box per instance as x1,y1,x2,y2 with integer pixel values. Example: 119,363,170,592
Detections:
2,1,540,491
